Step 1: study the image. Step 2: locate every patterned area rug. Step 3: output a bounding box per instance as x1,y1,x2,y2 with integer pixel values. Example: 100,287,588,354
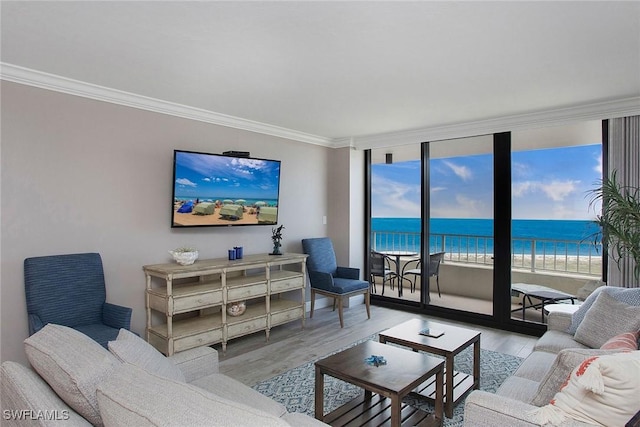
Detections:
252,335,523,426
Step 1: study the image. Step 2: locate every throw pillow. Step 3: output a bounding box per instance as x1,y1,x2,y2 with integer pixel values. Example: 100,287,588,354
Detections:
532,351,640,426
24,324,119,426
574,292,640,348
96,363,289,427
600,330,640,351
530,347,622,407
568,287,640,335
107,328,185,382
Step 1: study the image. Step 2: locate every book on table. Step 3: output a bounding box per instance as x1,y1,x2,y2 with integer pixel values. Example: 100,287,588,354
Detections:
419,328,444,338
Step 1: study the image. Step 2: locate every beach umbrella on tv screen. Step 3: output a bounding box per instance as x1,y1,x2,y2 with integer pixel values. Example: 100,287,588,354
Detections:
223,199,233,204
255,201,266,207
235,199,246,205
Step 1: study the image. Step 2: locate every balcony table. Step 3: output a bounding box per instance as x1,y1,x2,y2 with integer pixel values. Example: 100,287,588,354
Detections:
379,250,418,297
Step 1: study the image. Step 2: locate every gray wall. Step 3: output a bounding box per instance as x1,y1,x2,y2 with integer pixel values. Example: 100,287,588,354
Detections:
0,81,341,364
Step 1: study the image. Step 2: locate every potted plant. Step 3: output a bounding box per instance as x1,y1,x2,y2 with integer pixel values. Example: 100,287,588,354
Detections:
270,225,285,255
588,171,640,281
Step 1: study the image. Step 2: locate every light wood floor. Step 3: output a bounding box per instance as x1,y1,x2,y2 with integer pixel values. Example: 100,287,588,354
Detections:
216,304,538,386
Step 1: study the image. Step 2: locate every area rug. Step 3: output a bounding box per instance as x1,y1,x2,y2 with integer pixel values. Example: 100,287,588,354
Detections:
252,335,523,426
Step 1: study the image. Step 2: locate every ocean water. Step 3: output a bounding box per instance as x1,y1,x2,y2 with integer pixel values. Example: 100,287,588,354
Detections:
371,218,601,255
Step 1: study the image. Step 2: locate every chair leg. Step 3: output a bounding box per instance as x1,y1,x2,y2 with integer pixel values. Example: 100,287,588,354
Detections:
310,289,316,318
364,290,371,319
337,296,344,328
332,298,337,312
370,275,376,294
436,275,441,298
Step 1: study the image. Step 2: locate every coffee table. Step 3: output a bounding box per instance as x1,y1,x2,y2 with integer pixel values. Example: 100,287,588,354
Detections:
314,340,444,427
379,319,480,418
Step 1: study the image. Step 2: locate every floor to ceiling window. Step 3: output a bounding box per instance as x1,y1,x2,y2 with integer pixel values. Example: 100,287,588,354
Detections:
509,122,603,325
367,120,604,333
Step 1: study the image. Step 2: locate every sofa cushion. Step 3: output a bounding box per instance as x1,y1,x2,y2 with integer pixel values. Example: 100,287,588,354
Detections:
24,324,119,426
532,351,640,426
568,287,640,335
600,330,640,351
574,291,640,349
96,363,289,427
190,372,287,417
510,350,557,381
0,361,92,427
495,375,540,403
530,348,623,407
533,330,589,354
107,328,185,382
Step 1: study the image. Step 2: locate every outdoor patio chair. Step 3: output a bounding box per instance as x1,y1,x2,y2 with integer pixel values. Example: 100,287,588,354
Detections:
24,252,133,347
369,251,397,295
302,237,371,328
401,251,445,297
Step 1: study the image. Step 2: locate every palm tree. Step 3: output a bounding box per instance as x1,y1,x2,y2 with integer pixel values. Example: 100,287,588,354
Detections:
588,171,640,281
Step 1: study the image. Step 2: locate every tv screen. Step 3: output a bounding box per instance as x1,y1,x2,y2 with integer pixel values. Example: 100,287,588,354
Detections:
172,150,281,228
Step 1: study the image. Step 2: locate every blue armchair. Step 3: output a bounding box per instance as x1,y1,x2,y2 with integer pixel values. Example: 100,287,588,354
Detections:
24,253,132,347
301,238,370,328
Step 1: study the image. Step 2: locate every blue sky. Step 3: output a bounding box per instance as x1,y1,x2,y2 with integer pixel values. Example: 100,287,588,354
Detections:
174,152,280,200
372,144,602,220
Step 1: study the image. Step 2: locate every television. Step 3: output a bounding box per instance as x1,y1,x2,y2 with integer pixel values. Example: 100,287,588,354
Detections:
172,150,281,228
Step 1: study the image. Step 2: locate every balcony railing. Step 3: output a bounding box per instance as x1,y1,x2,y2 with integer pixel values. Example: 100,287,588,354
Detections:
371,231,602,276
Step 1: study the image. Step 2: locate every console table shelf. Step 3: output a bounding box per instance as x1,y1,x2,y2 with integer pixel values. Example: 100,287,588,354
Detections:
144,253,307,355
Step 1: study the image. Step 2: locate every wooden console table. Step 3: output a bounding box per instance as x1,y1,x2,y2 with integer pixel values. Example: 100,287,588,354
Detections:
143,253,307,355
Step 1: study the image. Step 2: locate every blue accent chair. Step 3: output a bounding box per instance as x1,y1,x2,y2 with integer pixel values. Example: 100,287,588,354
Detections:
301,238,370,328
24,253,133,347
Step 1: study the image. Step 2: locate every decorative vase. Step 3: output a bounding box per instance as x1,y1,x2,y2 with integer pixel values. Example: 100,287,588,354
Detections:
168,249,199,265
271,242,282,255
226,301,246,317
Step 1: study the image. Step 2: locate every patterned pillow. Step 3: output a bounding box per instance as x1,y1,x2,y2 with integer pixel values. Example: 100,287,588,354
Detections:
107,328,185,382
568,287,640,335
532,351,640,426
24,324,119,426
574,291,640,348
600,331,640,350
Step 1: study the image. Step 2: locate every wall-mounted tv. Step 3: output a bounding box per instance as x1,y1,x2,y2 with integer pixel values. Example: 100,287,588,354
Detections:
172,150,281,228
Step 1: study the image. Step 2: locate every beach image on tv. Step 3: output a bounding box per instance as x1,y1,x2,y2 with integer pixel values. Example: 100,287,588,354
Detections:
172,151,281,227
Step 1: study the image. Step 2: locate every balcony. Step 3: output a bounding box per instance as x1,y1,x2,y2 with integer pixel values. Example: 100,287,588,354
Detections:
370,231,602,323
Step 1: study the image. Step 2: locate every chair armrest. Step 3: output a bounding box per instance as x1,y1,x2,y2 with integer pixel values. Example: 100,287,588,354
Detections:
336,266,360,280
28,313,45,336
401,258,420,275
547,311,573,332
308,270,335,291
102,303,132,330
168,346,219,383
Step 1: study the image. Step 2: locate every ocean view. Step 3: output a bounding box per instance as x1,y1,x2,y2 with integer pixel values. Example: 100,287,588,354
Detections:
372,218,601,256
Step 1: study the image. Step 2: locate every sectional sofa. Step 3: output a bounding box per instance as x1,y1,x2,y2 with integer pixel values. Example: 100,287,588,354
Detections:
1,324,327,426
463,287,640,426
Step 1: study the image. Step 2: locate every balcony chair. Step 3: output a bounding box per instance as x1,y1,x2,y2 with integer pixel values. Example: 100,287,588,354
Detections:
401,251,445,297
24,252,133,347
369,251,398,295
302,237,370,328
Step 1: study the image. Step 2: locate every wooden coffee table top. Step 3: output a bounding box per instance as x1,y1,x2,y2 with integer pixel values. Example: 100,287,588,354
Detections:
379,319,480,355
315,340,443,395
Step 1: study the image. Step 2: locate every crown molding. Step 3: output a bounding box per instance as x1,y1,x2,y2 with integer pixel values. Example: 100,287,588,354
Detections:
0,62,333,147
351,97,640,149
2,63,638,151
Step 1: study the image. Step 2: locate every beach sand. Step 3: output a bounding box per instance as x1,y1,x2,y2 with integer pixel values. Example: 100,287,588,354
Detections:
173,205,275,227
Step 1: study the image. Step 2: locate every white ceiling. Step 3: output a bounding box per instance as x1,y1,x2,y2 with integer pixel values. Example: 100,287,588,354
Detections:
2,1,639,148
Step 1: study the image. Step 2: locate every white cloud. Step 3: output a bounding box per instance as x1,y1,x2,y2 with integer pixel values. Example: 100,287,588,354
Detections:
540,180,579,201
176,178,197,187
594,153,602,175
443,160,472,181
371,174,421,217
512,179,580,201
202,177,211,182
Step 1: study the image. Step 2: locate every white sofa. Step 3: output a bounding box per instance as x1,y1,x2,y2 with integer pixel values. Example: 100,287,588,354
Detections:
1,324,327,426
463,287,640,426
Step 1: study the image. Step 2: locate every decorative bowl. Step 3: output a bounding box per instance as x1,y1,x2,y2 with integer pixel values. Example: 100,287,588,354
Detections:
227,301,246,317
169,249,199,265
